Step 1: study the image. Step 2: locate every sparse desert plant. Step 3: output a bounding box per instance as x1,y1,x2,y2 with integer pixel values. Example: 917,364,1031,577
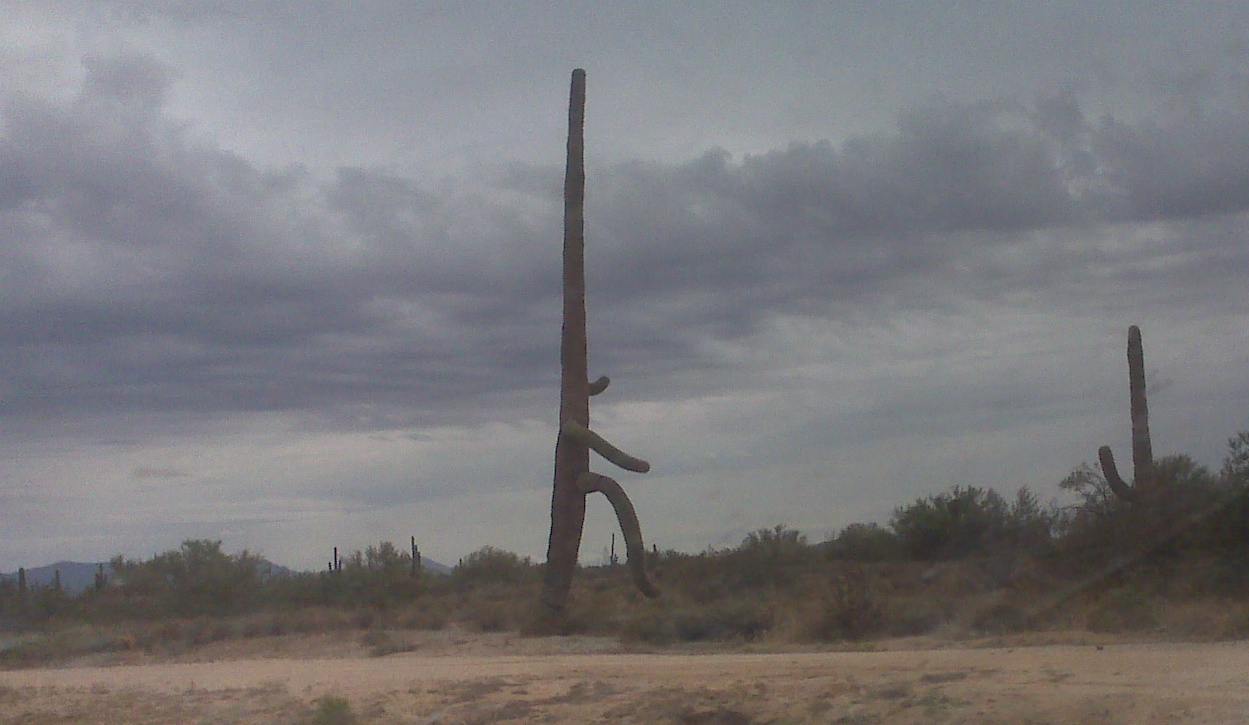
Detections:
890,486,1009,560
309,696,356,725
393,602,449,631
453,546,534,590
805,566,884,641
619,607,676,645
1086,587,1157,633
464,597,517,632
970,599,1031,634
729,525,813,588
883,598,946,636
673,599,773,642
360,629,415,657
826,523,904,562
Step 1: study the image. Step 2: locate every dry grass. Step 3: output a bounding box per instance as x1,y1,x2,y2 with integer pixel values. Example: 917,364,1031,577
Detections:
4,552,1248,671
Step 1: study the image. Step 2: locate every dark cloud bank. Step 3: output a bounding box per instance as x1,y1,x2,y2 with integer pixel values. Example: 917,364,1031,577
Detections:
4,52,1247,442
2,48,1249,568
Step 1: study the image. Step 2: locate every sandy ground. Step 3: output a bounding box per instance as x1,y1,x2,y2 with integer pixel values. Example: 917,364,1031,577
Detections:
2,638,1249,723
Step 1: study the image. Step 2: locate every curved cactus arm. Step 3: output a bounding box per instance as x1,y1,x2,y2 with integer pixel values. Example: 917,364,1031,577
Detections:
1098,445,1138,502
588,376,610,396
561,420,650,473
577,472,659,598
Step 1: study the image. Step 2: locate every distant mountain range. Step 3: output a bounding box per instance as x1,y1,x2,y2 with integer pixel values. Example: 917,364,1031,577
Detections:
1,557,452,595
0,561,108,595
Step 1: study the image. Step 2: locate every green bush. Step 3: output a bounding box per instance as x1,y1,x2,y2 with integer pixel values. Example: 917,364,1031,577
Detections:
673,600,772,642
970,601,1030,634
884,599,945,636
805,567,884,641
619,608,675,644
724,525,814,588
1087,588,1157,633
452,546,535,590
309,696,356,725
890,485,1055,561
825,523,903,562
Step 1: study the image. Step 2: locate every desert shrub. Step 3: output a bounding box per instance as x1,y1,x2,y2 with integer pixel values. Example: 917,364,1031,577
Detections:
459,589,526,633
107,540,263,617
394,603,449,631
1223,605,1249,640
884,599,945,636
1058,454,1246,576
804,567,883,641
359,630,415,657
309,696,356,725
892,485,1057,562
724,525,814,589
672,600,772,642
890,486,1007,560
351,610,375,630
0,626,131,666
452,546,534,590
1086,587,1157,633
469,603,511,632
970,600,1031,634
184,617,234,645
619,608,675,644
825,523,903,562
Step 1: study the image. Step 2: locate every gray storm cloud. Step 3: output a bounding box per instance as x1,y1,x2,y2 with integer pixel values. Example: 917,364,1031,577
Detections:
2,23,1248,567
5,52,1248,435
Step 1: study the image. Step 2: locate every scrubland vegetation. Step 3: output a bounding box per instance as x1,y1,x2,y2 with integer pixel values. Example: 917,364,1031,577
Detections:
2,431,1247,667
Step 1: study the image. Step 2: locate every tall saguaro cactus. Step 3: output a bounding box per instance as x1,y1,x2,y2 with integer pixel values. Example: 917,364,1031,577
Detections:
541,69,658,614
1098,325,1155,502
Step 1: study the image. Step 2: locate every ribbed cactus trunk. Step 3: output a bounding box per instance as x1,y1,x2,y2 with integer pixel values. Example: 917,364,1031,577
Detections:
1099,325,1155,502
542,69,592,613
541,69,657,614
1125,325,1154,490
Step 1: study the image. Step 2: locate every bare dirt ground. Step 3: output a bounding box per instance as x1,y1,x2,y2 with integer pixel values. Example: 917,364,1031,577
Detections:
2,635,1248,723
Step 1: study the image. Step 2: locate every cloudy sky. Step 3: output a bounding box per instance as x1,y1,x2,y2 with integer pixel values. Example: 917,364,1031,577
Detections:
3,2,1248,570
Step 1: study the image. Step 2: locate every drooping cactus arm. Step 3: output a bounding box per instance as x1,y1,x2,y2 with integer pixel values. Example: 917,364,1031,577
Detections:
577,472,659,598
1098,445,1137,502
562,420,650,473
588,376,610,396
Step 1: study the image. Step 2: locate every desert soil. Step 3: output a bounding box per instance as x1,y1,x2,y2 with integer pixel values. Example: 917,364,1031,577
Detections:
2,637,1248,723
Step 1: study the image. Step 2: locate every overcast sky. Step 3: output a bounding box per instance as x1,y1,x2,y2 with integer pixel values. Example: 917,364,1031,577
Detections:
3,2,1248,571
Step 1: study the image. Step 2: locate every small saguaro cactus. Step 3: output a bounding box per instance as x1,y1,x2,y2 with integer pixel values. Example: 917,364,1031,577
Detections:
1098,325,1155,502
94,563,106,592
17,567,27,597
541,69,658,614
411,536,422,578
